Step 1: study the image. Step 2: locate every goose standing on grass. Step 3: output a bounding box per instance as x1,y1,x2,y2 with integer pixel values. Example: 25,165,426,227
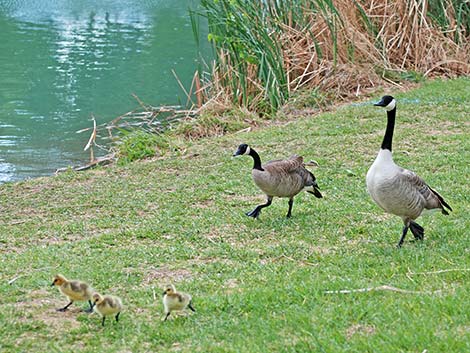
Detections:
366,95,452,247
92,292,123,327
51,274,94,312
233,143,322,219
162,284,195,321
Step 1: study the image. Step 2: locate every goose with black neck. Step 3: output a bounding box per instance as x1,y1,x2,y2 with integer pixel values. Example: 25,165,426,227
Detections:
233,143,322,219
366,95,452,247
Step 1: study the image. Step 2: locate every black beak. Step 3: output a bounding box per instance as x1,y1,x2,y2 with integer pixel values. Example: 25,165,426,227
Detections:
162,291,167,296
374,98,386,107
51,282,55,286
233,150,242,157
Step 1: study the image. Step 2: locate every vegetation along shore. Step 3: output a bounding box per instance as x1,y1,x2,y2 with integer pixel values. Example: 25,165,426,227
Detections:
1,0,470,351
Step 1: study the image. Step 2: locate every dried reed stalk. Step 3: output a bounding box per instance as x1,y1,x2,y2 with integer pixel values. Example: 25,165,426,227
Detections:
197,0,470,112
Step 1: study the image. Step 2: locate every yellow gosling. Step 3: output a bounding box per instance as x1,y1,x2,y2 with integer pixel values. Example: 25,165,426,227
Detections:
51,274,94,312
162,284,195,321
92,292,123,327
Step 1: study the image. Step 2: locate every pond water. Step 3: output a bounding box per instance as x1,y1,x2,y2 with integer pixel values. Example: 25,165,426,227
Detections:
0,0,207,183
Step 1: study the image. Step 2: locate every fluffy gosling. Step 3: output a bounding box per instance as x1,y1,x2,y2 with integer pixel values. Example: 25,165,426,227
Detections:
92,292,123,327
162,284,195,321
51,274,94,312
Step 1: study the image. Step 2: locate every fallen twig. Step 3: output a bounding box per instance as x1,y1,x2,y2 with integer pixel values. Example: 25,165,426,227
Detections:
7,265,59,285
55,154,116,174
408,268,470,276
324,285,441,295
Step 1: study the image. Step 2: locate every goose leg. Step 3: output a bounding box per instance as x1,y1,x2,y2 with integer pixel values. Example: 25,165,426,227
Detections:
164,312,171,321
246,196,272,218
397,225,409,248
101,317,106,327
409,221,424,241
286,197,294,218
188,301,196,312
115,312,120,322
57,301,73,312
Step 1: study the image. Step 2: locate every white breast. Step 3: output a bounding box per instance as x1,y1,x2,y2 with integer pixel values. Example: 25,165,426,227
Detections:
366,149,400,210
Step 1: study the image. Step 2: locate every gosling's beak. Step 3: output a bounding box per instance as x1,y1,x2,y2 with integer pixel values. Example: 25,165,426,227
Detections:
162,291,167,296
50,282,55,286
374,98,386,107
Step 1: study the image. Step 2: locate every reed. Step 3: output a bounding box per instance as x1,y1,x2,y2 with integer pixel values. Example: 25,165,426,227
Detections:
193,0,470,113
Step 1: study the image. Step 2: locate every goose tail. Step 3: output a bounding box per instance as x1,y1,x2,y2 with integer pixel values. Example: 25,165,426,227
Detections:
306,171,323,198
306,183,323,198
309,186,323,199
429,186,452,215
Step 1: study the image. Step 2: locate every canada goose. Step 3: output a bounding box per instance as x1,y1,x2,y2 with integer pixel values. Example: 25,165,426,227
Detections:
162,284,195,321
366,95,452,247
92,292,123,327
233,144,322,218
51,274,94,312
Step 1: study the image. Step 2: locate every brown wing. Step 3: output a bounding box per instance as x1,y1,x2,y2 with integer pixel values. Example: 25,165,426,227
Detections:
401,169,452,213
264,155,304,173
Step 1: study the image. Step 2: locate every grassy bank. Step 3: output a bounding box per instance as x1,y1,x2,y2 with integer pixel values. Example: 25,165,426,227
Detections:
1,78,469,352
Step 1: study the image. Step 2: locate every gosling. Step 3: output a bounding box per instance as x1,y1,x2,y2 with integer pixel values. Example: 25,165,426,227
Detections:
233,143,322,218
51,274,94,312
162,284,195,321
92,292,123,327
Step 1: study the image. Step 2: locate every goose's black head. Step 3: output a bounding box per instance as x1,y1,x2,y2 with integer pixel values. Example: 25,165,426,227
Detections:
233,143,250,157
374,95,396,111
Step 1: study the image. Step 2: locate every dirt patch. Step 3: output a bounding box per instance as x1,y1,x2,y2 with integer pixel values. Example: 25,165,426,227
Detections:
14,289,83,331
345,324,376,340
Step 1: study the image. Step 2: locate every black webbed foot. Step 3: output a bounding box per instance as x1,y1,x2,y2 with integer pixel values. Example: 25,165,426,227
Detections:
246,207,261,218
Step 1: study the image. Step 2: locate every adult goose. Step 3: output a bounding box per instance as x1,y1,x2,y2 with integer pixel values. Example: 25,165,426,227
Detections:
233,143,322,219
366,95,452,247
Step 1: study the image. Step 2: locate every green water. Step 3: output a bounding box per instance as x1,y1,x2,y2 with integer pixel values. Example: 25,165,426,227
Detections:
0,0,207,182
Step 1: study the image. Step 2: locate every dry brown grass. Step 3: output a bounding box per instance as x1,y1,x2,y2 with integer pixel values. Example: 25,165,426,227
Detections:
197,0,470,112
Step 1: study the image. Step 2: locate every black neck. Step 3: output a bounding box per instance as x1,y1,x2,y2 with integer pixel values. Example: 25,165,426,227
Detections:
249,149,264,171
381,108,396,151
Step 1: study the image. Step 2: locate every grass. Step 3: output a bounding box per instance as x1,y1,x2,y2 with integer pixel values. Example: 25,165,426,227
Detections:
1,78,470,352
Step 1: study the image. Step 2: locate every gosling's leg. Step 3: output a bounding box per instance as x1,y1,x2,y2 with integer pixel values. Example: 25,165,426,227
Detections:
409,221,424,241
397,225,409,248
163,312,171,321
57,301,73,312
188,301,196,312
101,317,106,327
286,197,294,218
84,300,94,313
115,312,120,322
246,196,273,219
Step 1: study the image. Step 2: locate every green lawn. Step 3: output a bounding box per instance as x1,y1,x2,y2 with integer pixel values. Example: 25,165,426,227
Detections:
1,78,469,352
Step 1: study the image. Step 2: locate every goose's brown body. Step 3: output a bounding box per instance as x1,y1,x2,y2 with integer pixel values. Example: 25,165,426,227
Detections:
252,155,317,197
234,144,322,218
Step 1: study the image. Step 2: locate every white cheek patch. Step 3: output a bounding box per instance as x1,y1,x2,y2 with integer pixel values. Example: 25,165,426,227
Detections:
385,99,396,111
245,146,251,155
